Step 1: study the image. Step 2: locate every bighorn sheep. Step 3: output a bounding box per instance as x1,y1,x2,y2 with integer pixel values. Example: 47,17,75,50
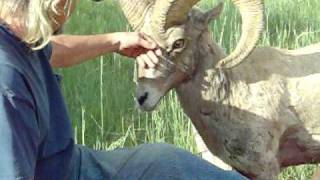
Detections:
119,0,320,179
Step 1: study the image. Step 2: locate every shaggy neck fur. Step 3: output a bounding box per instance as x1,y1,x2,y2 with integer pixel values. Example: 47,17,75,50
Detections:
176,29,320,179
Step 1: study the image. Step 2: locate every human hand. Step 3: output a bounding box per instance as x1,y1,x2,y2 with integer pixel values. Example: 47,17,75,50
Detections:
113,32,161,68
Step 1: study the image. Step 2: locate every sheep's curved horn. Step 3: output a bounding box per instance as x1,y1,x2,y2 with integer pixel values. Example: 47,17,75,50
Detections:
151,0,201,39
119,0,154,31
50,0,76,31
216,0,264,69
151,0,264,69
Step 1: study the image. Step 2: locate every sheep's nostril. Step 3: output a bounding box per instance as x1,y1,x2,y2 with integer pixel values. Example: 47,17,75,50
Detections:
138,92,149,105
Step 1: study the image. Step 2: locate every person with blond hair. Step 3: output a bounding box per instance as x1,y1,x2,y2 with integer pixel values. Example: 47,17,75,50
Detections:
0,0,247,179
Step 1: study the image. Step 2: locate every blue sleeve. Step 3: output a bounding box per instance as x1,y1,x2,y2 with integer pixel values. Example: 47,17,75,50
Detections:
0,66,40,179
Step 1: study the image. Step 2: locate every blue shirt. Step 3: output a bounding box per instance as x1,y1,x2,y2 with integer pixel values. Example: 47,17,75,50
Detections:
0,24,74,180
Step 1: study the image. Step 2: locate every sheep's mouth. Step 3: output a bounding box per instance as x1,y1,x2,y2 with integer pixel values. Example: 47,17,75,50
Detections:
135,69,189,112
135,89,165,112
137,92,149,106
135,79,169,112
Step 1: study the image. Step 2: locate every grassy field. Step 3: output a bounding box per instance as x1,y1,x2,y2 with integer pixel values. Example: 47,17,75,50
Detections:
60,0,320,179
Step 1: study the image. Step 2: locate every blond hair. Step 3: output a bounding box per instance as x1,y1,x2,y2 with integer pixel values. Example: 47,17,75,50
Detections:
0,0,74,50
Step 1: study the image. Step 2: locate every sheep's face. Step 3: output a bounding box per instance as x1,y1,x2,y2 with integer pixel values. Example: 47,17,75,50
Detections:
136,5,223,111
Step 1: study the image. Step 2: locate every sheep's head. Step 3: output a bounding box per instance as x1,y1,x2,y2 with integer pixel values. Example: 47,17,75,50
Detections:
119,0,264,111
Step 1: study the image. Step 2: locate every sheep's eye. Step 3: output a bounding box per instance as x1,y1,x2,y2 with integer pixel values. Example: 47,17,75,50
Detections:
172,39,185,50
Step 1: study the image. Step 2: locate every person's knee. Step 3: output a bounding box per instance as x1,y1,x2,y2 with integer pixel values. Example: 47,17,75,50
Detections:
136,143,181,158
137,143,198,170
132,143,247,179
136,143,188,166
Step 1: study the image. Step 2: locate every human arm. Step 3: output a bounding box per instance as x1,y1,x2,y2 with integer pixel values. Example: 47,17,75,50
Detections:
0,67,40,179
50,32,161,68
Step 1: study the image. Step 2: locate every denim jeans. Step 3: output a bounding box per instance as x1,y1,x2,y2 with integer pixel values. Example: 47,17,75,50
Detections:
69,143,248,180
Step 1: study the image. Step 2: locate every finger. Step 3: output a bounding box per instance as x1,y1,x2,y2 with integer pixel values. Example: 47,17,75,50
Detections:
147,51,160,65
137,56,146,68
139,32,153,42
140,54,155,68
155,49,162,56
138,32,157,50
137,57,146,68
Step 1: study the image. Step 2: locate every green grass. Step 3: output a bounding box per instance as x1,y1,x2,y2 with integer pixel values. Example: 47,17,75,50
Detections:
60,0,320,179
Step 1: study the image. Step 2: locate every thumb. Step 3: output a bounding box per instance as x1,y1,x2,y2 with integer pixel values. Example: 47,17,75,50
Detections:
138,33,157,50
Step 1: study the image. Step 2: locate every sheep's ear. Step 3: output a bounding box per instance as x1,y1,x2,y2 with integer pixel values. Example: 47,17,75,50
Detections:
201,2,224,25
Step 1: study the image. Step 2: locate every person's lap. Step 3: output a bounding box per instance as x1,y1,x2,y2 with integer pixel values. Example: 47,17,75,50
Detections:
70,143,247,180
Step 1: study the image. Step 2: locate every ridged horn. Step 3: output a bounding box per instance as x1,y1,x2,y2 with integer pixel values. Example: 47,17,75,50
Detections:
151,0,200,38
216,0,264,69
50,0,76,31
119,0,155,31
150,0,264,69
